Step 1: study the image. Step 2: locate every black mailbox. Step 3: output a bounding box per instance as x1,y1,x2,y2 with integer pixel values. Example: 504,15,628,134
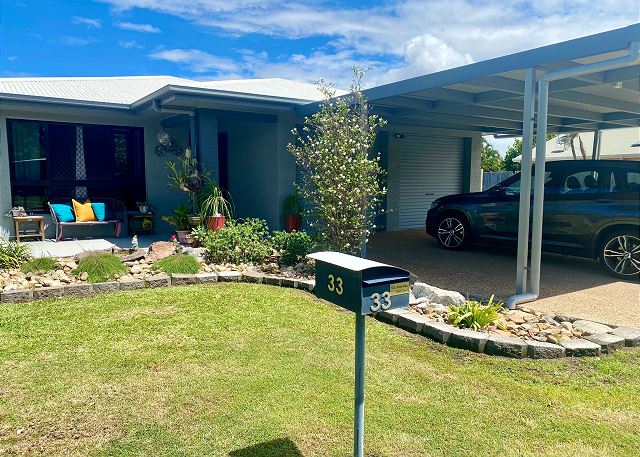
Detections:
307,251,410,315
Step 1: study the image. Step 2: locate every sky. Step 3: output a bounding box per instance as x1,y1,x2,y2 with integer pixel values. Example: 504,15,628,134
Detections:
1,0,638,152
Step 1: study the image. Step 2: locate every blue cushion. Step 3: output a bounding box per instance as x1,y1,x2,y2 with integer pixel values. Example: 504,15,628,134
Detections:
91,202,106,221
51,204,75,222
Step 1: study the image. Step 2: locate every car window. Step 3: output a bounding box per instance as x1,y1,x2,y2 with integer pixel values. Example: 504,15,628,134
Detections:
559,167,612,195
626,171,640,193
502,171,553,196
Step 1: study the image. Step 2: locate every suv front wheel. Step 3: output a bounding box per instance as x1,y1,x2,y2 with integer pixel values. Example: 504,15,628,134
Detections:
436,215,470,250
600,230,640,279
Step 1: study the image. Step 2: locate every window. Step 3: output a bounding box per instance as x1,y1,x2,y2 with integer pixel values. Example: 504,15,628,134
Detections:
559,166,614,195
498,170,553,196
7,119,145,211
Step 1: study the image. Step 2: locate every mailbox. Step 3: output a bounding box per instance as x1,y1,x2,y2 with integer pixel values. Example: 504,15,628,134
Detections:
307,251,410,315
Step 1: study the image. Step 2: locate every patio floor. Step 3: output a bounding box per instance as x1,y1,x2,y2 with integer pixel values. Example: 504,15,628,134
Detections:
26,234,169,258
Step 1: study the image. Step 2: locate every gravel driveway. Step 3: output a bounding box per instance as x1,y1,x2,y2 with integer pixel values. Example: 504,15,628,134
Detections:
368,229,640,327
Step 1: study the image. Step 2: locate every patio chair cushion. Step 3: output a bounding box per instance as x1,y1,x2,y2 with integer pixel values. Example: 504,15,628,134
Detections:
50,203,75,222
72,199,96,222
91,202,107,221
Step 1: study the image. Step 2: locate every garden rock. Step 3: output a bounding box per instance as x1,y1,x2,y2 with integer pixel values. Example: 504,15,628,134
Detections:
396,312,428,334
33,286,65,300
1,289,33,303
64,283,93,296
93,282,120,293
118,278,144,290
447,328,488,353
145,274,170,288
526,340,566,359
147,242,175,261
610,326,640,347
218,271,241,282
196,273,218,284
412,283,465,306
121,250,146,262
420,321,453,343
584,333,625,354
171,274,198,286
560,338,601,357
572,320,612,336
242,271,264,283
485,336,528,358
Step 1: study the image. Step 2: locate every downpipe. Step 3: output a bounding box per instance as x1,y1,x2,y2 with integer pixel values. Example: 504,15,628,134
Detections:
506,40,640,310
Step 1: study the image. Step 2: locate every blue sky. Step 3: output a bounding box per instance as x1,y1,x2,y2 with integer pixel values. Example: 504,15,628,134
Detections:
1,0,637,151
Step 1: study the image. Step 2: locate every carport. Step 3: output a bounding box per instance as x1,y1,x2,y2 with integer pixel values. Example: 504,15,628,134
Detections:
300,24,640,308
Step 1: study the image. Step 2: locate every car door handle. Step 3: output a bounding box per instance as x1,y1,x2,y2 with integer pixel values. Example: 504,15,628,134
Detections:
595,199,614,203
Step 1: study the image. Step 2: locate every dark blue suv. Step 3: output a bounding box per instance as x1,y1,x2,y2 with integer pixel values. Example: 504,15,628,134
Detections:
426,160,640,279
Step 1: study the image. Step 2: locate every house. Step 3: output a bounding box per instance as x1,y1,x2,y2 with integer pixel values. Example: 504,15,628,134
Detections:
513,126,640,163
0,76,483,239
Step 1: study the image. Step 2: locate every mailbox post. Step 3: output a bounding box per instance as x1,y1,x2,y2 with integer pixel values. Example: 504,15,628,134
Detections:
307,252,410,457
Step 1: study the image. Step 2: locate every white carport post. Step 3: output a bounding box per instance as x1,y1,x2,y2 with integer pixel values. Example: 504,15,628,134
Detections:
514,68,536,295
507,40,640,309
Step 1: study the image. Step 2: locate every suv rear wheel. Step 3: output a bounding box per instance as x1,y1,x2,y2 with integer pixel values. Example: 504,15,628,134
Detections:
436,214,470,250
600,230,640,279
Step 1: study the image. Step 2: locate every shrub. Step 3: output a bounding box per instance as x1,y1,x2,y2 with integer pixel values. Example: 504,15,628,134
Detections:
73,252,127,283
447,296,506,331
203,218,271,265
152,254,200,275
21,257,57,273
272,231,314,266
0,240,31,269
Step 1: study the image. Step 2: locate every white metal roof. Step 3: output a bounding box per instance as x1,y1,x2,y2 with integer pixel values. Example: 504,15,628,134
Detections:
0,75,340,107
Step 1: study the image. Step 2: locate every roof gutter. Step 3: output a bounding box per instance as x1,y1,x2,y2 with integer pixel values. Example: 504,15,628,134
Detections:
506,40,640,309
0,93,130,110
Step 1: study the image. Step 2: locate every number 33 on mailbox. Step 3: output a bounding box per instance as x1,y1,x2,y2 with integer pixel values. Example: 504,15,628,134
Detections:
307,252,410,314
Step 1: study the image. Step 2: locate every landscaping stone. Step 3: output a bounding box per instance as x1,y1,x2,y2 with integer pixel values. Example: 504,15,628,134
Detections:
609,326,640,347
280,277,298,288
145,274,170,288
33,286,65,300
121,249,146,262
171,274,198,286
64,283,93,296
526,340,566,359
447,328,488,353
420,321,453,343
147,241,176,261
572,320,612,336
396,312,429,334
585,333,625,354
296,279,315,292
485,336,528,358
118,278,144,290
560,338,601,357
376,307,412,325
196,273,218,284
217,271,241,282
93,282,120,293
412,282,465,306
242,271,264,284
263,275,282,286
1,289,33,304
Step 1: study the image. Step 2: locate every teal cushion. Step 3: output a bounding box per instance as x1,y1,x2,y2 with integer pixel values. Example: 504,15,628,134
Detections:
51,204,74,222
91,202,106,221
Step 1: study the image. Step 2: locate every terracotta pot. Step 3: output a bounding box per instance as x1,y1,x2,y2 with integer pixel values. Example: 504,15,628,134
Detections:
187,215,202,227
285,214,302,232
206,215,225,231
176,230,190,245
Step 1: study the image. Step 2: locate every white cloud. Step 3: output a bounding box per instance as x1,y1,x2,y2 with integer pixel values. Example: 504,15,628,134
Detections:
73,16,102,28
60,36,94,46
149,49,240,74
100,0,638,85
116,22,161,33
118,40,143,49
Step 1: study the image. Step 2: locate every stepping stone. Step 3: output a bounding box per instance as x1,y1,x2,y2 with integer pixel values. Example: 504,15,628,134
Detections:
447,328,488,353
485,336,528,358
419,321,454,344
585,333,625,354
526,340,565,359
609,326,640,347
560,338,601,357
572,320,612,336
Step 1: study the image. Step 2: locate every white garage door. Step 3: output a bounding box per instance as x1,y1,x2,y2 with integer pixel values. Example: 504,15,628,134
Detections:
398,135,466,229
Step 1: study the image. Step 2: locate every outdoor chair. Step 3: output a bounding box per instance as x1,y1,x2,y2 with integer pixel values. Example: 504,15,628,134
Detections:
47,198,125,241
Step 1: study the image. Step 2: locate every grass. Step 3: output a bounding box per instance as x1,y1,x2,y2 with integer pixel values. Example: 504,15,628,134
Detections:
151,254,200,275
73,252,127,283
20,257,58,273
0,285,639,457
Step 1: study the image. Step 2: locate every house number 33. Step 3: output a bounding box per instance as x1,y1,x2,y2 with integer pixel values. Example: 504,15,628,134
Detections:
369,292,391,312
327,274,344,295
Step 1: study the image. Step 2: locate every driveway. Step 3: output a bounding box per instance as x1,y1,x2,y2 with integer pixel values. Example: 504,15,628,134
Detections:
368,229,640,327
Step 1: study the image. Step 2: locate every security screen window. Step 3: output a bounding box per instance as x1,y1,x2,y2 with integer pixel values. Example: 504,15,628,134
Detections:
7,119,145,212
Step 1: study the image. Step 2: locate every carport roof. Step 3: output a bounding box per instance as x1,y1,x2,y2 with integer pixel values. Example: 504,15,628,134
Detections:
299,24,640,135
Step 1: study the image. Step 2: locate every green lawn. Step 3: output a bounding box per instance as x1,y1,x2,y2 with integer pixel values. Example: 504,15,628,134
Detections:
1,285,639,457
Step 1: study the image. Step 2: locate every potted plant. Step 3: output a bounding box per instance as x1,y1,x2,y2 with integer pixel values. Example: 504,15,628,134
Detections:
162,203,191,244
198,181,233,231
284,193,303,232
167,149,208,227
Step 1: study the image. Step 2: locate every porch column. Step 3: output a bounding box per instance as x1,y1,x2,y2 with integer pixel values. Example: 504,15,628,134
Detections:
276,111,297,229
197,110,219,183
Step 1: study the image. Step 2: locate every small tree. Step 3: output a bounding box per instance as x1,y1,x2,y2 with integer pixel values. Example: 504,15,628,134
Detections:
289,68,387,255
481,138,503,171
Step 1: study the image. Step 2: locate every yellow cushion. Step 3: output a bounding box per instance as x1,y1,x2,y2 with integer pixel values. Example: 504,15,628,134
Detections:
72,199,96,222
